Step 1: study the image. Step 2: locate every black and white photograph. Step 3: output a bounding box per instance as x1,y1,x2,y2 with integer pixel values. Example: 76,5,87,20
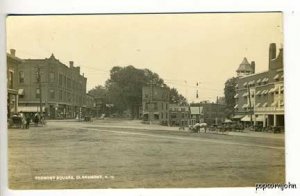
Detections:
5,12,287,189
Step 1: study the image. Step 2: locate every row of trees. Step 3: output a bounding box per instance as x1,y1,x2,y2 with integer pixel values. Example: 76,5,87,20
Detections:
88,65,187,118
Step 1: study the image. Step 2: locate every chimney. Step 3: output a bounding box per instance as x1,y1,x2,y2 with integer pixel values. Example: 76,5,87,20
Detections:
250,61,255,74
269,43,277,69
10,49,16,56
69,61,74,68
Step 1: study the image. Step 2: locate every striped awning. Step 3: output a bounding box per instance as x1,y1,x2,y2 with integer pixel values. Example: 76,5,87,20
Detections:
242,103,249,108
242,92,249,97
271,101,277,107
18,89,24,95
273,74,280,80
241,115,251,122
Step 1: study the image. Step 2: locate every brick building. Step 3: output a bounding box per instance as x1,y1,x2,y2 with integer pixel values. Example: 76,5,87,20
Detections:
190,102,226,125
142,86,169,125
168,104,190,126
7,49,23,118
234,43,284,128
17,53,88,119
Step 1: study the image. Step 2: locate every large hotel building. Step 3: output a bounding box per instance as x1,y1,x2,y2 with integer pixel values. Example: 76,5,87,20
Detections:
234,43,284,128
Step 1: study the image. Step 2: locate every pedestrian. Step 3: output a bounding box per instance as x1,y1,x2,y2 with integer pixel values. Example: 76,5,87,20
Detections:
25,114,31,129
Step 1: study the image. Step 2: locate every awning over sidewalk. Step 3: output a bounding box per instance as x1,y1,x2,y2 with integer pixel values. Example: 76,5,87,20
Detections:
241,115,251,122
18,106,45,112
232,115,244,119
255,115,265,122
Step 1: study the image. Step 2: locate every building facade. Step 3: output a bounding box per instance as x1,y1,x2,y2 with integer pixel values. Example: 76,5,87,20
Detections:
234,43,284,128
168,104,190,126
7,49,23,118
142,86,169,125
17,53,88,119
190,102,226,125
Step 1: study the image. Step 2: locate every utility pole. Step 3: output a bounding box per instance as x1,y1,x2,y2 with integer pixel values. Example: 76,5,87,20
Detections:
37,66,43,117
216,96,219,125
149,78,154,124
247,84,253,126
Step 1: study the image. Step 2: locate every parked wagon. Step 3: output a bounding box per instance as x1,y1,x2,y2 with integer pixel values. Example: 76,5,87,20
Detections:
10,114,26,129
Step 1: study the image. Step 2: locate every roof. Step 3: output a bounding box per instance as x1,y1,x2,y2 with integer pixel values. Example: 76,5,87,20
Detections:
236,57,253,72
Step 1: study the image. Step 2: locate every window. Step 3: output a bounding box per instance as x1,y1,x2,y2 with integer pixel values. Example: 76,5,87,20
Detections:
59,90,62,100
59,74,63,86
145,103,148,110
36,88,40,98
35,71,41,83
154,103,158,110
49,72,55,82
8,71,13,89
63,75,66,87
19,71,24,83
49,89,55,99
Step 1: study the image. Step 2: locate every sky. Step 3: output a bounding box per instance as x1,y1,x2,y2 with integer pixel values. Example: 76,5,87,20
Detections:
6,13,283,103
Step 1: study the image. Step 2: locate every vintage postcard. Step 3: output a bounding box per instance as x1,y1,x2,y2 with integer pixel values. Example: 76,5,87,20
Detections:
6,13,286,189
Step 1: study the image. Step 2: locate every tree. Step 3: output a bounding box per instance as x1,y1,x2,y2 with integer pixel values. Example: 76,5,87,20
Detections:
104,65,188,118
169,88,188,105
88,85,107,98
224,77,237,117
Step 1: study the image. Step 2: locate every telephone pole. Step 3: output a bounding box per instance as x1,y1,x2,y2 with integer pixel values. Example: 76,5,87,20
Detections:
37,66,43,116
247,84,253,126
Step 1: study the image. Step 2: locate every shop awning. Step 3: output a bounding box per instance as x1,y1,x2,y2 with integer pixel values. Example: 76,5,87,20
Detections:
243,82,248,87
18,106,45,112
18,89,24,95
241,115,251,122
232,115,244,119
255,103,261,107
256,78,261,84
271,101,277,107
262,102,268,107
234,104,238,109
234,94,239,98
255,115,265,122
256,90,261,95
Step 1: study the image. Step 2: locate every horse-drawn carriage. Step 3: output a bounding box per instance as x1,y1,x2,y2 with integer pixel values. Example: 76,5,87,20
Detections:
189,123,208,133
10,114,26,129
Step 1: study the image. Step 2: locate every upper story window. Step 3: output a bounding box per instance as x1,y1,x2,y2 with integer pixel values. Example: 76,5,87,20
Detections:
8,71,14,89
19,71,24,83
49,72,55,83
49,89,55,99
36,88,40,98
59,74,63,86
